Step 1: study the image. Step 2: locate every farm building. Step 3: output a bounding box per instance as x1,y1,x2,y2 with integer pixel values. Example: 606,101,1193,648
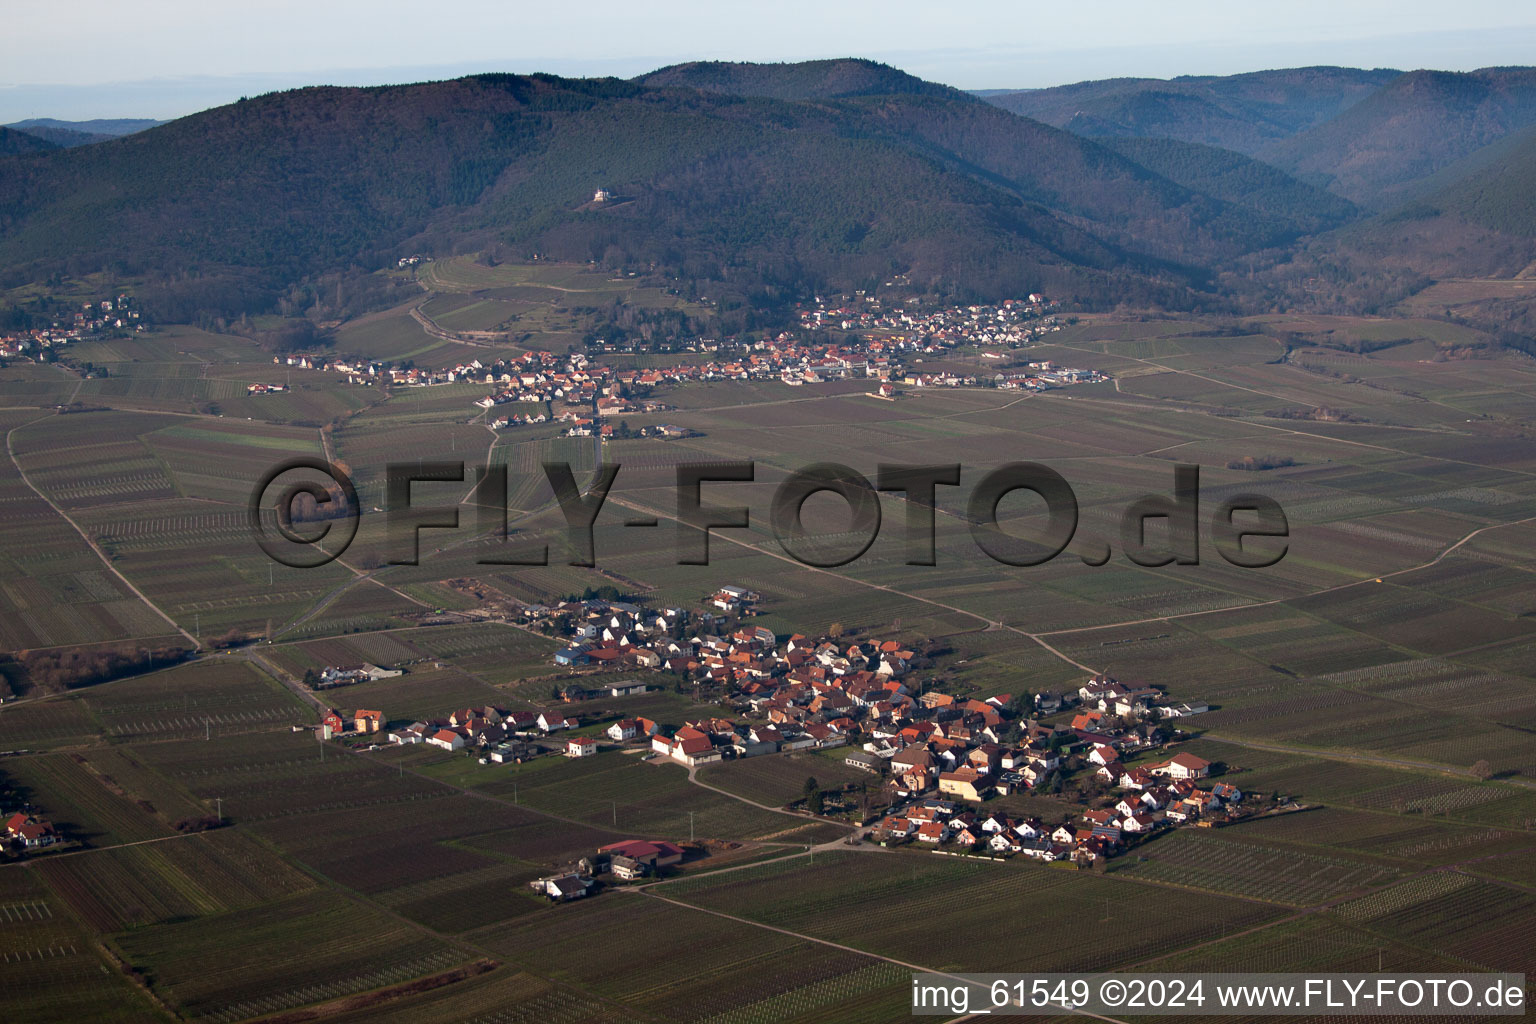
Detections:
532,873,594,902
598,840,684,870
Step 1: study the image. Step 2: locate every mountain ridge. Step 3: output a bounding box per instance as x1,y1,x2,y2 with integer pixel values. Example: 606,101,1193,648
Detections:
1259,67,1536,207
0,67,1332,317
977,67,1401,154
0,126,58,156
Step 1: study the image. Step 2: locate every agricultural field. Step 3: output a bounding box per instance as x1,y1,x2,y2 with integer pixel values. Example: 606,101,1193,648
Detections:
1114,827,1402,905
695,749,880,807
467,750,847,845
250,792,549,878
4,751,176,845
80,659,309,740
0,867,161,1023
111,891,473,1022
0,698,104,749
476,894,912,1024
303,966,630,1024
3,304,1536,1023
0,409,184,651
1328,875,1536,976
1225,806,1536,867
129,728,452,823
334,668,512,724
1140,914,1470,974
665,851,1287,974
36,828,318,931
404,621,562,684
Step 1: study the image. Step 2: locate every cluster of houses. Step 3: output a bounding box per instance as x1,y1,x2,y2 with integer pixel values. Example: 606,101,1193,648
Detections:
533,583,1233,862
906,360,1105,391
0,294,144,362
544,589,758,669
307,663,403,690
869,750,1231,863
475,349,630,413
529,837,687,901
254,291,1100,432
295,588,1229,867
385,705,579,759
547,592,932,718
798,294,1059,349
317,707,385,740
4,812,60,851
597,838,685,879
271,352,493,389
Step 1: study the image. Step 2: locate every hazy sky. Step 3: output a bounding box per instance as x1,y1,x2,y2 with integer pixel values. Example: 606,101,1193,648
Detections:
6,0,1536,122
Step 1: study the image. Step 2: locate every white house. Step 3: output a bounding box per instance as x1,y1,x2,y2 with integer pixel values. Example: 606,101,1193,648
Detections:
537,712,576,733
1152,753,1211,779
1087,744,1118,767
428,728,465,751
533,873,593,901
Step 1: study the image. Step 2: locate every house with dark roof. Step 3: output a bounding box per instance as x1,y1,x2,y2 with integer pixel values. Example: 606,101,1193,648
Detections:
532,872,594,901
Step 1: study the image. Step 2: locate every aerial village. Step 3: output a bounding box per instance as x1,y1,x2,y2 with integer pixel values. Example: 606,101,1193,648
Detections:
529,585,1231,866
0,294,144,362
292,581,1254,897
1,291,1103,418
261,293,1104,427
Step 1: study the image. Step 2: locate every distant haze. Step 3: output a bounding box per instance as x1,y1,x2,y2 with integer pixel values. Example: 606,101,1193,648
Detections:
4,0,1536,121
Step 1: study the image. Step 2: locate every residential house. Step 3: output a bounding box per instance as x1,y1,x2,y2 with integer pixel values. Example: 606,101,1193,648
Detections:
533,873,594,902
937,765,989,802
915,821,951,844
5,813,58,848
1151,753,1211,779
428,728,465,751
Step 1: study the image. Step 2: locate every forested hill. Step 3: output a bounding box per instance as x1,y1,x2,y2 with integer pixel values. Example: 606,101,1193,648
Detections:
1427,126,1536,238
635,58,957,100
0,66,1359,319
1092,136,1358,238
1260,68,1536,207
978,68,1400,155
0,126,58,156
1329,124,1536,284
